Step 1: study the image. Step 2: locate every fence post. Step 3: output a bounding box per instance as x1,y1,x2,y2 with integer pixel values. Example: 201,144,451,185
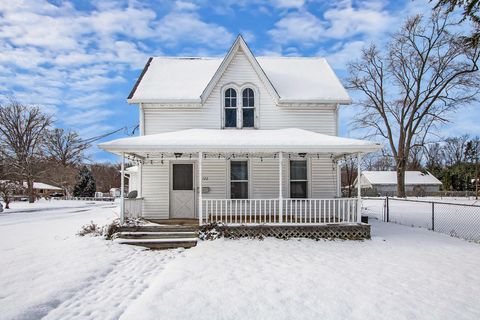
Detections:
431,202,435,231
386,196,389,222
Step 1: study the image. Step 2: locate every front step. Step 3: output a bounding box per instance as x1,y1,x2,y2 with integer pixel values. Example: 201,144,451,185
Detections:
116,231,198,239
115,238,198,249
117,225,199,233
114,224,199,250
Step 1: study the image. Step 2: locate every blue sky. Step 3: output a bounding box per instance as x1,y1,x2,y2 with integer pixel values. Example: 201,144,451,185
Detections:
0,0,478,162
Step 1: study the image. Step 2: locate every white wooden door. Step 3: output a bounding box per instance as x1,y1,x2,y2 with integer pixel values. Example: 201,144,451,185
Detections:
171,163,195,219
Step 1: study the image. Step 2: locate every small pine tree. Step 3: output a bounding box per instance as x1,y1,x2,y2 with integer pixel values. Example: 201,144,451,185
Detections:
73,166,96,197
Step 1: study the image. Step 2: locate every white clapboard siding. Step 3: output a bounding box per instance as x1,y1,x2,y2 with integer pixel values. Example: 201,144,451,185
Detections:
202,159,227,199
143,48,337,135
251,158,280,198
142,162,169,219
310,158,337,198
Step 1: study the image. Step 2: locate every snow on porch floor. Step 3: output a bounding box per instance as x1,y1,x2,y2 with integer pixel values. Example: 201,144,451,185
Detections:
120,219,480,320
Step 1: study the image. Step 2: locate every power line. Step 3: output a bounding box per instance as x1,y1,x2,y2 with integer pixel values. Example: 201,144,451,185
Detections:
81,124,138,144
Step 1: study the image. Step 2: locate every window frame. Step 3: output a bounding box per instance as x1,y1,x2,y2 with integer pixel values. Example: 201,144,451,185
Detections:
224,87,237,128
289,159,309,198
228,159,250,199
241,87,255,128
221,84,258,129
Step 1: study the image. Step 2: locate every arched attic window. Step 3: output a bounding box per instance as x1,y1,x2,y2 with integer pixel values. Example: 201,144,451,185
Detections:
242,88,255,128
224,88,237,128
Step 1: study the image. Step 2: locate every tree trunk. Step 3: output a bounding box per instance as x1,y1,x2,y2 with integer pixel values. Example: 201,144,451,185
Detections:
396,159,407,198
27,178,35,203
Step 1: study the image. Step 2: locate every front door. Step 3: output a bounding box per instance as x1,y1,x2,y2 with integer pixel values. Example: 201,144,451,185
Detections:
170,163,195,219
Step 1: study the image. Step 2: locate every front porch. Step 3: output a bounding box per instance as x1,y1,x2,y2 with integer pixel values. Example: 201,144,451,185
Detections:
100,128,381,234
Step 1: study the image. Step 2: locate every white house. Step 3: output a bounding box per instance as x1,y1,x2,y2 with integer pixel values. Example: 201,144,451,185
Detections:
125,166,139,194
99,36,381,230
354,171,442,196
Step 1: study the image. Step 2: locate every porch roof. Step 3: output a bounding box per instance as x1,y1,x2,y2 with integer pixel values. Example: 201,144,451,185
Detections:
99,128,381,156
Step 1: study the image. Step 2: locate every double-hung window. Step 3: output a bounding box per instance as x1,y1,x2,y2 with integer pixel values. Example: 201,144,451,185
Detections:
290,160,308,198
242,88,255,128
230,160,248,199
224,88,237,128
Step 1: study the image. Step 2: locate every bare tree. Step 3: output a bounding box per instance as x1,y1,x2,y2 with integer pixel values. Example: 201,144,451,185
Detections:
341,156,357,197
0,101,52,203
0,180,23,209
46,128,89,166
347,11,480,197
443,135,470,165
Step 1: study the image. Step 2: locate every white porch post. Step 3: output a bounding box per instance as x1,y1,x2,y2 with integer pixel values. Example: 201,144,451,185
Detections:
279,152,283,223
336,161,341,197
120,152,125,224
138,163,143,198
198,151,203,225
357,153,362,223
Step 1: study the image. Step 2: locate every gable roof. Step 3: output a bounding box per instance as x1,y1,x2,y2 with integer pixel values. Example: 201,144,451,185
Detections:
360,171,442,186
200,35,280,104
127,36,351,104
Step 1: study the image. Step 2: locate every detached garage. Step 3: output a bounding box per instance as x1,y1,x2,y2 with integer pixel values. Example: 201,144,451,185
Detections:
354,171,442,196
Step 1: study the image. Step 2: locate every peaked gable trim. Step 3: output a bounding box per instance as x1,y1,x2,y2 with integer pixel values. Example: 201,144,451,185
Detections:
127,57,153,101
200,35,280,104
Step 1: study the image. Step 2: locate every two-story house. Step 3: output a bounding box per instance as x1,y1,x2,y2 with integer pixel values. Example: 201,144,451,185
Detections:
100,36,380,232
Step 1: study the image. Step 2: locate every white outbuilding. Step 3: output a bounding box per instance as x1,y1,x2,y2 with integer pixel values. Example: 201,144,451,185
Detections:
354,171,442,196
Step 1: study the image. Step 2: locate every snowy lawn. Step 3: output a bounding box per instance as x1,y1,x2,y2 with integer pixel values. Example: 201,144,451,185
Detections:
0,201,180,320
121,219,480,320
2,200,480,320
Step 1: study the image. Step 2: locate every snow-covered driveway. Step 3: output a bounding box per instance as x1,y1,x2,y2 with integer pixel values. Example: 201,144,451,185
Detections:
2,200,480,320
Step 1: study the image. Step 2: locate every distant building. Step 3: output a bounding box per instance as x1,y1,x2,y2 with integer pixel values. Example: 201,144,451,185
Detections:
23,182,63,197
354,171,442,196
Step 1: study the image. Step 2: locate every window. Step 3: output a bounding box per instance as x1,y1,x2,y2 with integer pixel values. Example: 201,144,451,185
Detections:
230,161,248,199
172,164,193,190
242,88,254,128
224,88,237,128
290,160,307,198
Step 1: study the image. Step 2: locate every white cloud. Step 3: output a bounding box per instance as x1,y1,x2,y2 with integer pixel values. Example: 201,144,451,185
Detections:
321,40,365,70
156,11,234,49
271,0,305,9
268,10,324,46
268,0,394,47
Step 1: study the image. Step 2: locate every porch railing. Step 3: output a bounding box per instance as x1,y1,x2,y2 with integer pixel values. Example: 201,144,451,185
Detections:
202,198,359,225
124,198,143,219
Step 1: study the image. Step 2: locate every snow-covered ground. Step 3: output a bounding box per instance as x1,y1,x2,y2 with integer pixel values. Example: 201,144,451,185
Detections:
0,201,180,320
1,200,480,319
363,197,480,241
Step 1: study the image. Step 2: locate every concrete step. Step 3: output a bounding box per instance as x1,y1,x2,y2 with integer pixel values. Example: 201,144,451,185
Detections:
117,225,199,233
115,231,198,239
114,238,197,250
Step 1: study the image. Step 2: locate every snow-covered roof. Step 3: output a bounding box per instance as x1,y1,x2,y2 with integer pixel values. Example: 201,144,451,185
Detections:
99,128,381,155
128,37,351,104
23,182,62,190
360,171,442,186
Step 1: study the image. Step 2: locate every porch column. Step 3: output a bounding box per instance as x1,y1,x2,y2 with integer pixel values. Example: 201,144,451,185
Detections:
120,152,125,224
357,153,362,223
279,152,283,223
138,163,143,198
336,161,341,197
198,151,203,225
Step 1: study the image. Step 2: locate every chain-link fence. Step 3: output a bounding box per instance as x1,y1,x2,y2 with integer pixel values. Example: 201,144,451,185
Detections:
378,197,480,242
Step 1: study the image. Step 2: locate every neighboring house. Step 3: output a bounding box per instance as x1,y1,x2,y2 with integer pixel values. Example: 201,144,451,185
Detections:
99,36,381,228
27,182,63,197
354,171,442,196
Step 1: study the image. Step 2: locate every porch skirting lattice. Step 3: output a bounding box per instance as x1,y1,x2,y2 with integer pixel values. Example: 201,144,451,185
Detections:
204,224,370,240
